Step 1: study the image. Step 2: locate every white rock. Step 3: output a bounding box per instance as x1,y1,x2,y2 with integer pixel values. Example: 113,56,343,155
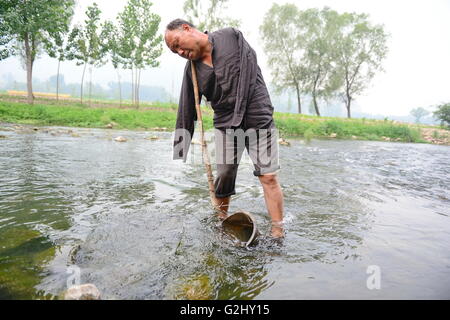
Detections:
114,136,127,142
64,284,101,300
278,138,291,146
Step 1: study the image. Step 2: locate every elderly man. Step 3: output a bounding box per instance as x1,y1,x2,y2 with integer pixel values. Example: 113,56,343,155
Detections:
165,19,284,238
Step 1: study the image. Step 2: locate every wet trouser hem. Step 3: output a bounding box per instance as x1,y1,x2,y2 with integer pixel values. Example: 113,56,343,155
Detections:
253,165,281,177
214,191,236,199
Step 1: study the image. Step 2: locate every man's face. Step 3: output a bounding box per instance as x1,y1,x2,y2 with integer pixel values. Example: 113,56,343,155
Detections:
165,26,200,61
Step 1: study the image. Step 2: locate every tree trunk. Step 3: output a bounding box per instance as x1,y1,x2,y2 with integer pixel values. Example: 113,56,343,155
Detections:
134,67,139,109
345,86,352,118
312,92,321,117
24,33,34,105
80,62,87,104
56,59,61,102
295,83,302,114
89,65,92,107
131,67,134,107
116,69,122,108
137,68,141,109
346,96,352,119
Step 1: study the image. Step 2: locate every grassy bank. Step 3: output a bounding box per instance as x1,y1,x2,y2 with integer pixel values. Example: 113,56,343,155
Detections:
1,97,447,144
275,113,425,143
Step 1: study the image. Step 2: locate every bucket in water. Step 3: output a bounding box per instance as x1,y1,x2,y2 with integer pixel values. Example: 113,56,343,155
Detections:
221,211,259,247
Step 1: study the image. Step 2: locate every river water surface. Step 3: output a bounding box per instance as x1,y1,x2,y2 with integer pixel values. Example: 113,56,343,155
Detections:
0,124,449,299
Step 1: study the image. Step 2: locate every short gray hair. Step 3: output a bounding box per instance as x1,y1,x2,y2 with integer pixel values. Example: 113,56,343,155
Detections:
166,19,195,31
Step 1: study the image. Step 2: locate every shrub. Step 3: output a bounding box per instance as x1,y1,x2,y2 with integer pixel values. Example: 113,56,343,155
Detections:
433,103,450,128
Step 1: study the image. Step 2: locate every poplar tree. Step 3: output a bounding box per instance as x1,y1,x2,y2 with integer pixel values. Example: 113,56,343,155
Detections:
260,3,308,114
0,0,75,104
66,3,106,105
117,0,162,108
334,13,388,118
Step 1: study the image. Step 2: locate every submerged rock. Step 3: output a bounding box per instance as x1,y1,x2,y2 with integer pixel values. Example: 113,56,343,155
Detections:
146,135,159,140
0,135,6,139
175,275,213,300
152,127,168,131
278,138,291,146
105,122,119,129
64,284,101,300
114,136,127,142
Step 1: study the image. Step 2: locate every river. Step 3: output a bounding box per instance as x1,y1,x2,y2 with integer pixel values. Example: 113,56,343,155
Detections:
0,124,449,299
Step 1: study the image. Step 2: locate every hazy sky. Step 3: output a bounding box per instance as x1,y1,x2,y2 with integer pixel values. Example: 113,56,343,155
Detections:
1,0,449,116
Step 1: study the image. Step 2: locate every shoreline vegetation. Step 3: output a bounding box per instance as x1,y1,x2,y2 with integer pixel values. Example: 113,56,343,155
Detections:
0,95,449,146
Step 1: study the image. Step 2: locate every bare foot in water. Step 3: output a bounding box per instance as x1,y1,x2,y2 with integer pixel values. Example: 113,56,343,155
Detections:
216,210,228,221
270,221,285,238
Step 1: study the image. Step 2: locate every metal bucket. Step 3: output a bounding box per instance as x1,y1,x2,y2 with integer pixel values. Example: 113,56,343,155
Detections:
221,211,259,247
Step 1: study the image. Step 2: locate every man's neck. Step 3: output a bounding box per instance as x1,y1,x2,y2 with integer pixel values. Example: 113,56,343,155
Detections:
198,32,213,67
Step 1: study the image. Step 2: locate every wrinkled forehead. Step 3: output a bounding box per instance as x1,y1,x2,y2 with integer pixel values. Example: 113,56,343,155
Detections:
165,29,183,46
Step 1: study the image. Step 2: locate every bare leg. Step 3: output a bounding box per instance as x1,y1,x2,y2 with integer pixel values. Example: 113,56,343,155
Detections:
258,173,284,238
213,196,230,220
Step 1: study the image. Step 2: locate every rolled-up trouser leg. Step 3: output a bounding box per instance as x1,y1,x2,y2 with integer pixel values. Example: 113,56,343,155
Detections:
214,163,239,198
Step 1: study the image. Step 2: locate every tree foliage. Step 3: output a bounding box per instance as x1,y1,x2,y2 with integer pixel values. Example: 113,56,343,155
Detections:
260,4,308,114
433,103,450,128
334,12,388,118
116,0,163,107
260,4,388,117
0,12,13,61
183,0,240,31
0,0,75,104
66,2,106,105
410,107,430,124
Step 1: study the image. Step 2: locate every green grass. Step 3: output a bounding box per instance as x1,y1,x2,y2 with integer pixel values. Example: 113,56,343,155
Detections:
274,113,425,143
0,98,430,143
0,100,179,130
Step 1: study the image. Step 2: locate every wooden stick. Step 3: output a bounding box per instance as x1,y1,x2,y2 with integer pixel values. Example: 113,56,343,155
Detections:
190,61,218,209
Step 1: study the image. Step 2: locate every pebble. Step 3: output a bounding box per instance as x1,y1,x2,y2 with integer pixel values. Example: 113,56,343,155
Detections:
63,284,101,300
114,136,127,142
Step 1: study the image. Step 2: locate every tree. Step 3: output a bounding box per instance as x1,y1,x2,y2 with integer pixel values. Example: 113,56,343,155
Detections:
433,103,450,128
66,3,106,105
183,0,240,32
0,14,12,61
1,0,75,104
410,107,430,124
334,12,388,118
100,20,124,107
260,3,309,114
117,0,162,108
302,8,343,117
43,11,75,101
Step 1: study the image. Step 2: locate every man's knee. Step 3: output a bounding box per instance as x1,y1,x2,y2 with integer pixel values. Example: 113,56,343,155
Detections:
259,173,279,187
216,164,238,180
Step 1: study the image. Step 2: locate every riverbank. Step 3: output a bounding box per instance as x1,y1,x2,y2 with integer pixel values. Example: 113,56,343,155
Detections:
1,96,449,145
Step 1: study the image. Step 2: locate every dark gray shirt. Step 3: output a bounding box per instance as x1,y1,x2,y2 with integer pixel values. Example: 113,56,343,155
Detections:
173,28,275,161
